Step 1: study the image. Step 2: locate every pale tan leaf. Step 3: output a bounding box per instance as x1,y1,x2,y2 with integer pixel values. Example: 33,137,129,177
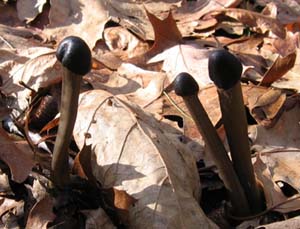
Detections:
73,90,217,228
17,0,47,23
45,0,110,49
149,42,213,87
0,24,44,49
103,26,149,59
0,47,60,114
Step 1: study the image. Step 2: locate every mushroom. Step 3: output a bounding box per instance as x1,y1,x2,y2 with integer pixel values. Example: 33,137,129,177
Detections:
52,36,91,188
209,49,263,213
174,72,250,216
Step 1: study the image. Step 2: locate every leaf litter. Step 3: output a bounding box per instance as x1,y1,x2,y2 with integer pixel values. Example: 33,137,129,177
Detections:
0,0,300,228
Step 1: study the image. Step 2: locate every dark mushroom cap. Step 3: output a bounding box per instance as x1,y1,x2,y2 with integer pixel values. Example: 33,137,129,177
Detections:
208,49,242,90
174,72,199,96
56,36,92,75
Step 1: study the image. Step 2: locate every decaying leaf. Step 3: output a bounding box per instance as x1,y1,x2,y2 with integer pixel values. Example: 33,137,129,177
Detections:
25,195,55,229
45,0,110,49
254,155,300,213
0,128,34,183
206,8,286,38
244,86,286,127
16,0,47,23
73,90,217,228
260,52,296,87
82,207,115,229
149,43,213,87
0,47,60,115
249,103,300,148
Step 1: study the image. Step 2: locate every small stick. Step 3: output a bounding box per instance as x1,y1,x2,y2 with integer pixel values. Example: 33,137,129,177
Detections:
209,49,264,214
174,72,251,216
52,36,91,188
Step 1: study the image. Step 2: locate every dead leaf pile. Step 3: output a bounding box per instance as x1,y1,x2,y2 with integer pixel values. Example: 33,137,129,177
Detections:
1,0,300,228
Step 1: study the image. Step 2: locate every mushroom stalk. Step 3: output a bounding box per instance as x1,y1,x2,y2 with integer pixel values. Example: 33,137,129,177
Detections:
51,68,82,187
209,49,264,214
51,36,91,188
174,73,251,216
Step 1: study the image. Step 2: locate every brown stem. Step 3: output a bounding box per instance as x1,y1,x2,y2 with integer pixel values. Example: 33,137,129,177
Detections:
217,83,264,213
51,68,82,187
174,73,251,216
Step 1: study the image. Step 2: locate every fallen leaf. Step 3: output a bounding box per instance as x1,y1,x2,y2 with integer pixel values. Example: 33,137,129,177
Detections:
260,52,296,87
45,0,110,49
207,8,286,39
254,154,300,213
257,215,300,229
16,0,47,23
149,42,213,87
249,104,300,149
0,197,22,216
0,128,35,183
0,47,60,115
103,26,149,59
244,86,286,127
26,195,55,229
82,207,115,229
72,143,96,184
256,1,300,24
106,0,182,40
145,10,182,58
73,90,217,228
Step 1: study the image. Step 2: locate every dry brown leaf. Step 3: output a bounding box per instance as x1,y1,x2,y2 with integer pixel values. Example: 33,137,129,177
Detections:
26,195,55,229
107,0,181,40
146,10,182,58
244,86,286,127
268,31,299,57
16,0,47,23
0,24,44,50
260,52,296,87
0,47,60,115
249,104,300,149
254,154,300,213
73,90,217,228
45,0,109,49
270,48,300,91
256,1,300,24
207,8,286,38
0,128,35,183
72,143,96,185
103,26,149,59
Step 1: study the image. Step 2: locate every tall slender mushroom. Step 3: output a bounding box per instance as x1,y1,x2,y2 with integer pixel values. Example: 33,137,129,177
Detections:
52,36,91,188
208,49,263,213
174,72,251,216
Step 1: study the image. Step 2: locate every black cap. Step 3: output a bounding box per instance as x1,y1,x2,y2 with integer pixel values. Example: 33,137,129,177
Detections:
174,72,199,96
208,49,242,90
56,36,92,75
